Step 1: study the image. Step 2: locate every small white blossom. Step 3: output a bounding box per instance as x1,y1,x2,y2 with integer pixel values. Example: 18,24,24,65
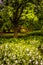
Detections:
15,60,18,63
26,48,29,51
7,62,10,65
41,62,43,65
40,60,43,65
1,64,3,65
35,60,38,65
29,59,32,62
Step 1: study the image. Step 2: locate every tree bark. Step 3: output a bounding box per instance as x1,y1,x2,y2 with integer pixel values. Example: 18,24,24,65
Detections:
13,25,20,38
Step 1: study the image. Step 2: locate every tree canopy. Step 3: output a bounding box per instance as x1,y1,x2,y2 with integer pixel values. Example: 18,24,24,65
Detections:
0,0,43,37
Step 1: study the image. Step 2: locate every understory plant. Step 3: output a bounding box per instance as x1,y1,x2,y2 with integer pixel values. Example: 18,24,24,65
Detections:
0,43,43,65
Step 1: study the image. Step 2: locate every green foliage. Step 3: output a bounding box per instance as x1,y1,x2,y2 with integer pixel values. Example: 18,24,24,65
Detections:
0,36,43,46
0,0,43,32
0,6,13,32
0,36,43,65
0,42,43,65
1,21,13,32
18,2,42,31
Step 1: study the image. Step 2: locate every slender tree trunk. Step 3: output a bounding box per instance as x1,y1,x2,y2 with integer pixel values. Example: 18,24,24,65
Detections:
14,27,18,38
13,25,20,38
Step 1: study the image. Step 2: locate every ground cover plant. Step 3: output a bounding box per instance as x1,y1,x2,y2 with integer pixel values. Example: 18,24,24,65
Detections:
0,36,43,65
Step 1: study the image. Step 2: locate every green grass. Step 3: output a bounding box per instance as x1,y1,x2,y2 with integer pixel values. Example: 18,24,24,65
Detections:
0,30,43,38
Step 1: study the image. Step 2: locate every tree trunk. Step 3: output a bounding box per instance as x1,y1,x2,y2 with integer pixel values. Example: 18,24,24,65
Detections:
13,25,20,38
14,27,18,38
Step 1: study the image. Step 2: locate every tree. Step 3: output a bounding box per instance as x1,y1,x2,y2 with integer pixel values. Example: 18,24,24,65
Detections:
0,0,42,37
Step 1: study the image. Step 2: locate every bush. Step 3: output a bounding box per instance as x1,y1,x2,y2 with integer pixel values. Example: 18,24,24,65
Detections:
0,43,43,65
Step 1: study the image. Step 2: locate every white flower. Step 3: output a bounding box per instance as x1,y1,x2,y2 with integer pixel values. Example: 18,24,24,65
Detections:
15,60,18,63
1,64,3,65
41,62,43,65
29,59,32,62
35,60,38,65
26,48,29,51
7,62,10,65
40,60,43,65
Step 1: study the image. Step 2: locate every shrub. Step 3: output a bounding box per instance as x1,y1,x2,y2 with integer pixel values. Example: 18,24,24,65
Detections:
0,43,43,65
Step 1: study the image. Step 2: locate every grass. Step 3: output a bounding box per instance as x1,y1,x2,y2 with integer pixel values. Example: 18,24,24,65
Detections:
0,30,43,38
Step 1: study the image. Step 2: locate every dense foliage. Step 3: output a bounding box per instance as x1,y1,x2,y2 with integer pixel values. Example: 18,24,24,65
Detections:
0,0,43,34
0,0,43,65
0,36,43,65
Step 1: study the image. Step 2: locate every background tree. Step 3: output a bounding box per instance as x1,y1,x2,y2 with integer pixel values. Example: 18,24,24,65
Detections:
0,0,43,37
